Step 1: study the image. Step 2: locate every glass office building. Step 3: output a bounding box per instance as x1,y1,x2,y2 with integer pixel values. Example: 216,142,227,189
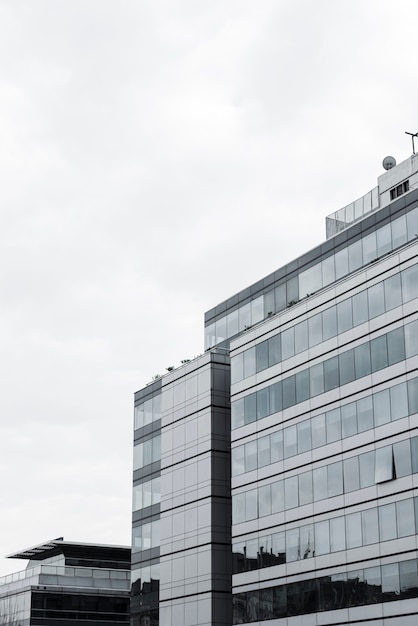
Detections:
133,152,418,625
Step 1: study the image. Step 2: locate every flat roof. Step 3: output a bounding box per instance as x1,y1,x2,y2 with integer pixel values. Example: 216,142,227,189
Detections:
7,538,130,561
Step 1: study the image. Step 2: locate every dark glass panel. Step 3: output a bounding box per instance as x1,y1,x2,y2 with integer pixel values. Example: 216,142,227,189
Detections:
295,320,308,354
352,290,368,326
337,299,353,333
296,369,310,403
257,387,269,419
269,381,282,414
370,335,388,372
387,326,406,365
282,375,296,409
256,341,269,372
354,342,371,378
400,560,418,598
244,393,257,424
324,356,339,392
339,349,355,386
268,334,281,367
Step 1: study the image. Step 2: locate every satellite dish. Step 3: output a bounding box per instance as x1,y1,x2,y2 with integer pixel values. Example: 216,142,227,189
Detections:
382,156,396,170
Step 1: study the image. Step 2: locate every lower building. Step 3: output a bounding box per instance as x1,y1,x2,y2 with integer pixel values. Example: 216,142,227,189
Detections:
0,539,130,626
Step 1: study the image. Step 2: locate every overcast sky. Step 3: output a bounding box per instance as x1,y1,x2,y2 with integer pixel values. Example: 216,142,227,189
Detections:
0,0,417,577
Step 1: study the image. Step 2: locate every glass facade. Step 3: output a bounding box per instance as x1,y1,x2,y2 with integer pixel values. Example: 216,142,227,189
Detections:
205,202,418,349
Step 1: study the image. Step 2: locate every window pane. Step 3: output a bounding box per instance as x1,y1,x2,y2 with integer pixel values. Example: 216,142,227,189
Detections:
315,520,330,555
311,414,326,448
330,517,346,552
390,382,408,420
346,512,362,549
360,451,375,488
268,335,281,367
324,356,339,392
393,440,411,478
374,388,391,427
339,350,355,385
231,398,245,429
256,341,269,372
328,462,343,497
296,369,310,403
259,484,271,517
402,264,418,302
337,299,353,334
231,353,244,384
271,430,284,463
354,343,371,378
295,320,308,354
300,524,314,559
270,382,282,414
335,247,348,280
400,559,418,597
349,239,363,272
243,348,256,378
408,379,418,417
271,480,284,513
297,420,312,454
396,498,415,537
362,231,377,264
377,222,392,257
275,283,287,311
313,466,327,501
299,471,313,505
244,393,257,424
392,214,407,248
357,396,373,433
322,307,337,340
281,327,295,360
282,376,296,409
258,436,271,468
285,476,299,509
286,528,300,562
322,255,336,286
227,308,239,338
310,363,324,397
245,441,258,472
381,563,400,599
379,503,397,541
387,327,406,365
341,402,357,437
352,290,368,326
284,425,297,459
384,273,402,311
308,313,322,347
362,508,379,545
246,489,258,521
405,320,418,358
326,408,341,443
344,457,360,492
375,446,394,483
370,335,388,372
368,282,385,319
233,493,245,524
257,388,270,419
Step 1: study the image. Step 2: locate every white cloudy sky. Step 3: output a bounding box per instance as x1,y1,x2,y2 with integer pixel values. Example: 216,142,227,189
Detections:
0,0,417,576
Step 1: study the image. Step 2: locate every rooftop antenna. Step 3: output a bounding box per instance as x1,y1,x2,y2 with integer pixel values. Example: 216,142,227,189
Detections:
405,131,418,155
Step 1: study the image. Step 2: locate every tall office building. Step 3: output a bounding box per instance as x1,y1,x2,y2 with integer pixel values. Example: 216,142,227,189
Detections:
133,153,418,625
